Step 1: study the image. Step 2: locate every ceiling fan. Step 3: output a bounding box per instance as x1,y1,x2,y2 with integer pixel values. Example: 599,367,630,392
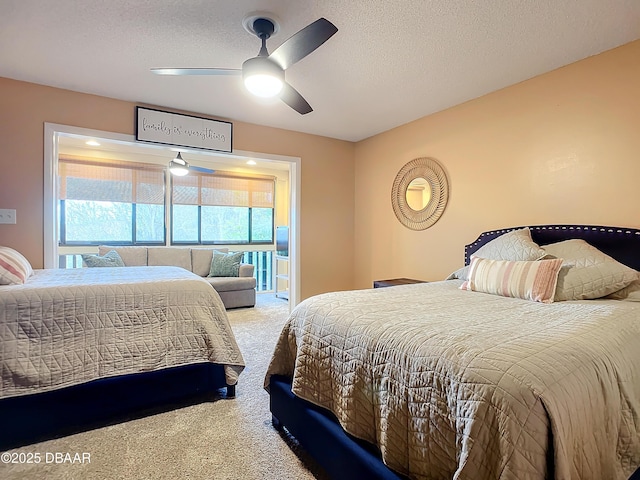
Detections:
169,152,215,176
151,15,338,115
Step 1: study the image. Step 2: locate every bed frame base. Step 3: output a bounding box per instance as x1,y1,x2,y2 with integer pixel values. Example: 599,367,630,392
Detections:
270,375,640,480
0,363,233,450
270,375,406,480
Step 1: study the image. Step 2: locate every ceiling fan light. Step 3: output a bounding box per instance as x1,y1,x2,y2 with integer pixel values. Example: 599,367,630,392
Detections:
242,57,284,98
169,153,189,176
169,161,189,176
244,74,283,97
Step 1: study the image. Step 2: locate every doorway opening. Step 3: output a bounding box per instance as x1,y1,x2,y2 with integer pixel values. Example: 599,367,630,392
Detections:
44,123,300,307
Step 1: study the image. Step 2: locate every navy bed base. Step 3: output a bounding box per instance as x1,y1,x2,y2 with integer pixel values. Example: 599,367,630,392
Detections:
269,224,640,480
270,375,406,480
271,372,639,480
0,362,233,450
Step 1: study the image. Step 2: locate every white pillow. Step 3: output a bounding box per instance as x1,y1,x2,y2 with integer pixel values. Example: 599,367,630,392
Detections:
0,246,33,285
542,239,639,301
446,228,546,280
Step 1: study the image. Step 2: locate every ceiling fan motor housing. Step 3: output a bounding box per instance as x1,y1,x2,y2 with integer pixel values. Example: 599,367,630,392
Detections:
252,18,275,39
243,57,283,79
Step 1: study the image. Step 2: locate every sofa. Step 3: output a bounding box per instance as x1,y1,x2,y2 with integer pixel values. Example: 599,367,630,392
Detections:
97,246,256,309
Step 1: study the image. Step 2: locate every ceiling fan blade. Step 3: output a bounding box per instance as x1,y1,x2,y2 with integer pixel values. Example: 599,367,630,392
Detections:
280,83,313,115
269,18,338,70
190,165,216,174
151,68,241,76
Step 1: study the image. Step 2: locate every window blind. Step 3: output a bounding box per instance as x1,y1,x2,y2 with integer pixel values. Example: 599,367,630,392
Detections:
172,172,275,208
58,157,165,205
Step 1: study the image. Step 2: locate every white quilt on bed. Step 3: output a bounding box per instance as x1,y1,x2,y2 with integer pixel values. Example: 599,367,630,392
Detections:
265,281,640,480
0,266,244,399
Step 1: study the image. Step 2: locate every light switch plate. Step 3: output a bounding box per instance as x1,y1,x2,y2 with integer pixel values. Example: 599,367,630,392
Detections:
0,209,17,224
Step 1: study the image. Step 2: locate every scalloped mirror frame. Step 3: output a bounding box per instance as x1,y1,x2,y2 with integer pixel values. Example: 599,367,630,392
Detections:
391,157,449,230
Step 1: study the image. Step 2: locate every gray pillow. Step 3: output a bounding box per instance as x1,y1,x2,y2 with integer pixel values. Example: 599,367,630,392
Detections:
446,265,469,281
543,239,639,301
606,279,640,301
473,227,546,262
192,248,229,277
98,246,147,266
446,227,546,280
82,250,125,267
208,251,243,277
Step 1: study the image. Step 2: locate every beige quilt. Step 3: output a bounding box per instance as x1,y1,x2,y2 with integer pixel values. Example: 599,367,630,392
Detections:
265,281,640,480
1,266,244,399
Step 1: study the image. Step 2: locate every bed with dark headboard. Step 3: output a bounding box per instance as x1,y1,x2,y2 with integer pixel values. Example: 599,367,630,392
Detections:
266,224,640,480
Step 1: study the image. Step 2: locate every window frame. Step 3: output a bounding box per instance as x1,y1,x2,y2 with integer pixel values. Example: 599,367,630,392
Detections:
57,157,167,247
169,204,274,246
58,199,167,246
169,170,275,246
57,157,275,248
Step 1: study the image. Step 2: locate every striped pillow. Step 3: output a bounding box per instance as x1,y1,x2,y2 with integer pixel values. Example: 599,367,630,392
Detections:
460,256,564,303
0,246,33,285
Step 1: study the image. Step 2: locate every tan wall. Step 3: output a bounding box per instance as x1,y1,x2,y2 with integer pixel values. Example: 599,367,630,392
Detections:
0,78,355,300
354,40,640,288
2,40,638,297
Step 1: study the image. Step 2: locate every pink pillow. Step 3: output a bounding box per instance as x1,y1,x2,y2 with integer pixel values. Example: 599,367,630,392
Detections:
0,246,33,285
460,256,564,303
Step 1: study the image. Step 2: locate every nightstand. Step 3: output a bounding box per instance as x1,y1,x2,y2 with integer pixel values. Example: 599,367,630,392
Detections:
373,278,426,288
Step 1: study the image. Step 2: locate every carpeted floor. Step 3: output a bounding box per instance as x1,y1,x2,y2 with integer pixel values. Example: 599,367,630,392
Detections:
1,294,328,480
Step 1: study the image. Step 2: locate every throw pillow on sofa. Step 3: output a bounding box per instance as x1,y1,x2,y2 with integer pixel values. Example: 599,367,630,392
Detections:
82,250,125,267
209,251,244,277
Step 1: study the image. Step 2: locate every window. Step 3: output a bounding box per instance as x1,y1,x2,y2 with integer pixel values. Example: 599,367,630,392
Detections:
58,156,275,247
171,172,275,245
58,157,166,245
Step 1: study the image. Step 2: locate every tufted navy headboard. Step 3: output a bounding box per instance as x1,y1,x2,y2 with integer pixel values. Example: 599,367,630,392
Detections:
465,225,640,271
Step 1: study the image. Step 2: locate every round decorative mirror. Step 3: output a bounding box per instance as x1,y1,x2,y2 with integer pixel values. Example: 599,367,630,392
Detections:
391,157,449,230
405,177,432,211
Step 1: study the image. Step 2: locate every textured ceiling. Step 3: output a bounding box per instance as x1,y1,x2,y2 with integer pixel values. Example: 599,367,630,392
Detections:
1,0,639,142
